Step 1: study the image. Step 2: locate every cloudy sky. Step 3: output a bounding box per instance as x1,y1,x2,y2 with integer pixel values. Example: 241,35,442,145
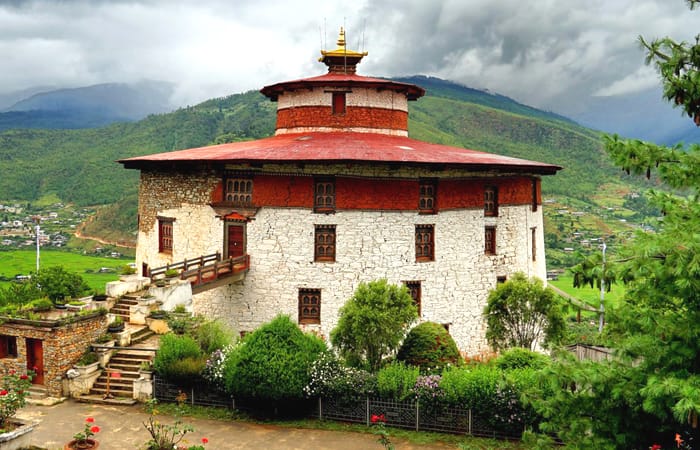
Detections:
0,0,697,116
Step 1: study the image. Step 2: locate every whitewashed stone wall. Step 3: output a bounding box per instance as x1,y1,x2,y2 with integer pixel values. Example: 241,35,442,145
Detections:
277,87,408,111
192,204,545,355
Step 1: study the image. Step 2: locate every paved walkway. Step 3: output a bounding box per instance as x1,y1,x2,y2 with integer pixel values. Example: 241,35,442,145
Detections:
17,400,456,449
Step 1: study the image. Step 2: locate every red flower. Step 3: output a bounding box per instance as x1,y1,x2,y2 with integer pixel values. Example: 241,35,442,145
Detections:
90,426,100,434
9,369,15,375
379,414,386,422
202,437,209,444
86,417,94,423
0,390,7,396
19,374,28,380
650,445,662,450
371,414,379,423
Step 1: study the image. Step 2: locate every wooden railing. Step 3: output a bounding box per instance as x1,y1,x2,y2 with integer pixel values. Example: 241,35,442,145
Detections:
149,253,250,289
149,252,222,279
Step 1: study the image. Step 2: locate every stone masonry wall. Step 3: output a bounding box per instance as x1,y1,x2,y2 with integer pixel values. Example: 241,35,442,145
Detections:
0,314,107,398
192,204,544,355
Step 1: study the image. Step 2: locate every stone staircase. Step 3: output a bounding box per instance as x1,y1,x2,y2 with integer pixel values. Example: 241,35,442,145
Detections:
88,348,154,399
110,294,140,322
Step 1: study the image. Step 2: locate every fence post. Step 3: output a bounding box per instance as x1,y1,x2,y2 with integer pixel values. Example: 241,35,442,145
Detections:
318,397,322,421
232,397,235,410
468,408,472,435
415,401,419,431
366,398,370,426
191,387,195,406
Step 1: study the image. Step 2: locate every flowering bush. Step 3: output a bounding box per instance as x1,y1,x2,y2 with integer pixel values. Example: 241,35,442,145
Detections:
0,369,34,430
412,374,444,412
202,344,236,391
304,352,377,403
72,417,100,446
142,395,194,450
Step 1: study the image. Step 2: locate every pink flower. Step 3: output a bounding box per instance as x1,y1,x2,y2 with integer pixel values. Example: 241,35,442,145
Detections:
90,426,100,433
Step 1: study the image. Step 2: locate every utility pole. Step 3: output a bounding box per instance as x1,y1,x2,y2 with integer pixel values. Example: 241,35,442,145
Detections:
599,241,606,333
33,216,41,273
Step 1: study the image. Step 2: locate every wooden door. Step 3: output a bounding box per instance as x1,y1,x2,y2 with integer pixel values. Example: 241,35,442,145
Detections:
227,224,245,259
26,338,44,385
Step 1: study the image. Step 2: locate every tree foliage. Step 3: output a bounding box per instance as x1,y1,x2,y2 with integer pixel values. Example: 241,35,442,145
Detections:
396,321,461,373
536,2,700,446
483,273,565,351
33,265,91,302
330,279,418,372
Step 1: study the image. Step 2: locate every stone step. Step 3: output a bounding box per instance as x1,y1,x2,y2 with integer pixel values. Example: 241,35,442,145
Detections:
77,394,137,405
92,379,135,390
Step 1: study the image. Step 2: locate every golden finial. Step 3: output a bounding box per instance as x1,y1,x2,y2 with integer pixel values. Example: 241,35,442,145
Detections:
337,27,346,48
319,26,368,73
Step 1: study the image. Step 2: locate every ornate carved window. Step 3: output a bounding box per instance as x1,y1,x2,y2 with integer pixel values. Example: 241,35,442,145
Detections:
485,226,496,255
314,178,335,213
314,225,336,262
404,281,422,316
224,177,253,206
158,218,174,254
418,179,437,214
299,288,321,324
484,186,498,217
415,224,435,262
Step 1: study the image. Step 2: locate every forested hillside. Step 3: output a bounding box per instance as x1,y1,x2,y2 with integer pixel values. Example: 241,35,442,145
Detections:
0,78,631,245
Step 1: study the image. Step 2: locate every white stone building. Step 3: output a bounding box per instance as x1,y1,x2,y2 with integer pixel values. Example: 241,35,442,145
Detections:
120,30,561,354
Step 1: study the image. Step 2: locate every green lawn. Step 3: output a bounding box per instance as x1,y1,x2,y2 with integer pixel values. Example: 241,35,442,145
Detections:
550,274,625,311
0,249,129,292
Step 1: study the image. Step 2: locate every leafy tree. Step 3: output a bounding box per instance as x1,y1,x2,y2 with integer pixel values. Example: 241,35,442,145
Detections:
530,2,700,446
224,315,325,402
33,265,91,303
330,279,418,372
483,273,565,351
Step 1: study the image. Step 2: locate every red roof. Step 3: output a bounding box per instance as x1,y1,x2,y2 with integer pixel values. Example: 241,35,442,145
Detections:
119,132,561,174
261,73,425,101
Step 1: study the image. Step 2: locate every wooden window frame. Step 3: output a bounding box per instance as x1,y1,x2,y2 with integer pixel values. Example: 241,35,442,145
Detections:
484,186,498,217
415,224,435,262
418,179,437,214
0,335,18,358
314,225,336,262
158,218,174,254
224,177,253,207
404,281,422,316
497,275,507,284
332,92,346,115
314,178,336,213
532,179,538,212
485,226,496,255
299,288,321,325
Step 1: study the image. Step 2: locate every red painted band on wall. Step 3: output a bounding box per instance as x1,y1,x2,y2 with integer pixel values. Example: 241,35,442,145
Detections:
276,106,408,131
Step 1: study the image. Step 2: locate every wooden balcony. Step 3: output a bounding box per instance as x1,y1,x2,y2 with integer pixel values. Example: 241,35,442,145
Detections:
149,253,250,294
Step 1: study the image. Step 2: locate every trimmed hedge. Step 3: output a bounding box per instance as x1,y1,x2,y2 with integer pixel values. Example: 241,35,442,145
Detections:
397,321,461,373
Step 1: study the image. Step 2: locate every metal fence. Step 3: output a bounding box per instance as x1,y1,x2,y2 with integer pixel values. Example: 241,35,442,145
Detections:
154,378,523,439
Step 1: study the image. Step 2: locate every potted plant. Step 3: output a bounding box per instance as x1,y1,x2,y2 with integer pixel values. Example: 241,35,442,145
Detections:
164,268,179,279
139,361,154,380
64,417,100,449
107,316,125,332
92,291,108,302
73,351,100,377
0,369,35,447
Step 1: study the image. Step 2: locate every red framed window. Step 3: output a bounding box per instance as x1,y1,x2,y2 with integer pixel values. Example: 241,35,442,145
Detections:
314,178,335,213
418,180,437,213
299,288,321,324
484,186,498,217
415,224,435,262
404,281,422,316
332,92,346,115
225,177,253,206
485,226,496,255
158,218,174,254
314,225,336,262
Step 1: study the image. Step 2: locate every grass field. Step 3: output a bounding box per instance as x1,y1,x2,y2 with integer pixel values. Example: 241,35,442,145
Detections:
550,274,626,321
0,249,129,292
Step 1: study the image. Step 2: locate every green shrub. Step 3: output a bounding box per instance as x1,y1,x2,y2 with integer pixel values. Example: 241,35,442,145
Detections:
397,322,461,373
153,334,203,382
165,355,208,386
27,297,53,311
194,319,235,354
377,362,420,401
440,365,500,409
223,315,325,402
77,351,98,366
495,348,550,371
305,352,377,403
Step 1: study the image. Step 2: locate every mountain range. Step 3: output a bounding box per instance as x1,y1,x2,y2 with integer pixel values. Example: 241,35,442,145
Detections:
0,76,663,248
